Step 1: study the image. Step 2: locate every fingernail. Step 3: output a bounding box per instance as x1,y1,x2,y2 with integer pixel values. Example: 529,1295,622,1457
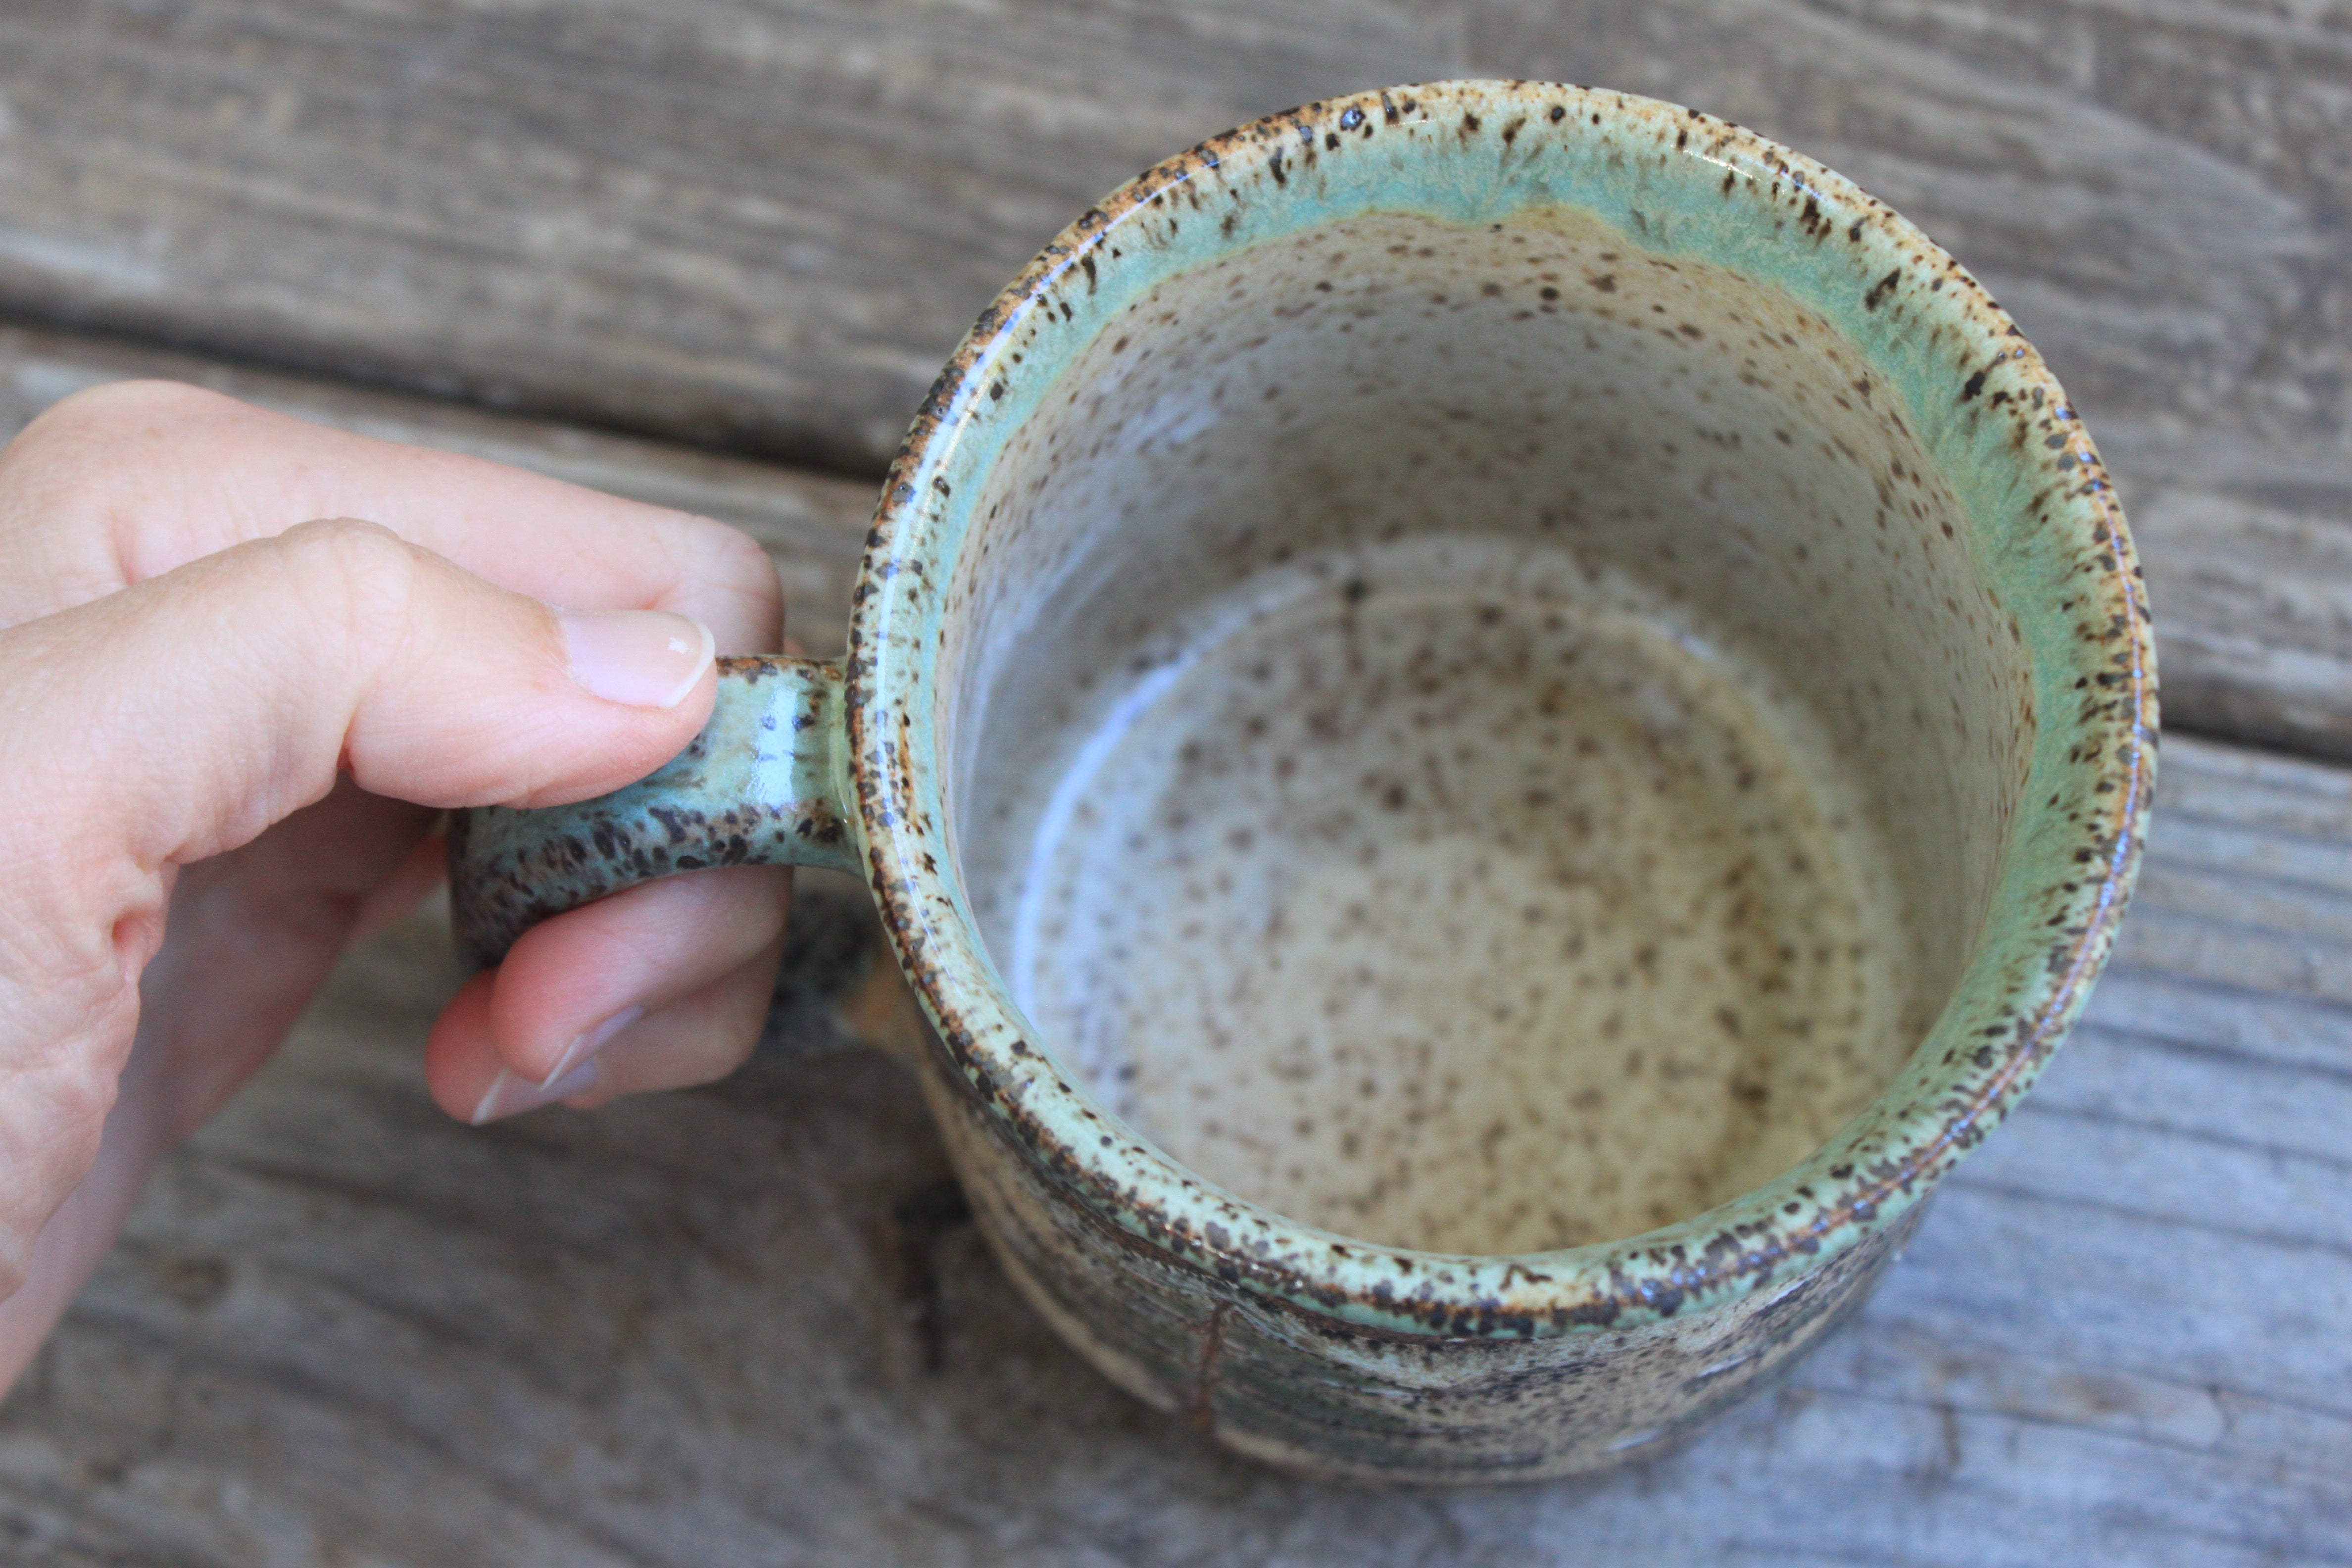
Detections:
468,1005,642,1126
470,1057,602,1125
539,1005,643,1089
560,608,715,709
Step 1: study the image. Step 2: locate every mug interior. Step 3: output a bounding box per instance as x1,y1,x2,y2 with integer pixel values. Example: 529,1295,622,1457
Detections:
937,200,2032,1255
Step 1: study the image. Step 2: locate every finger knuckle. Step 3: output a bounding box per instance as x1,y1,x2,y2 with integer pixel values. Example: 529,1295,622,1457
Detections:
0,382,237,512
688,520,784,622
710,523,780,593
263,517,426,667
11,380,238,460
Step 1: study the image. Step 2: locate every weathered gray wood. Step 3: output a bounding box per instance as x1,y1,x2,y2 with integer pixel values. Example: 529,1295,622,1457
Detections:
0,733,2342,1565
1,0,2347,750
0,0,1461,473
0,323,874,654
0,6,2347,1552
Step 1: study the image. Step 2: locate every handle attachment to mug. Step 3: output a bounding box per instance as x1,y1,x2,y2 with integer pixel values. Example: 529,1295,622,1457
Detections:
448,655,858,967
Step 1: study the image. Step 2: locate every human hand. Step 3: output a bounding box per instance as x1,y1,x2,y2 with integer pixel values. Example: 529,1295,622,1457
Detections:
0,381,795,1388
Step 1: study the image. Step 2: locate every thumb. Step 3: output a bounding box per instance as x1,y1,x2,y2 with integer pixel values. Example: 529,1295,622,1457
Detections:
0,516,716,1275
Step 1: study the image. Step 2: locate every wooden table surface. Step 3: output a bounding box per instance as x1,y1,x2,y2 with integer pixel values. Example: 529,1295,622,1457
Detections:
0,3,2346,1562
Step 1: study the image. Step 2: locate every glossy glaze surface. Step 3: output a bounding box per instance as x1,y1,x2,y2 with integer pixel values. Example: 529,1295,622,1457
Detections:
872,78,2148,1324
1000,534,1902,1256
950,196,2024,1259
453,81,2156,1479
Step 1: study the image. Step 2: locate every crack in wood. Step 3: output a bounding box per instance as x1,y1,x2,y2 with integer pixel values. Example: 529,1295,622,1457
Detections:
1186,1303,1231,1436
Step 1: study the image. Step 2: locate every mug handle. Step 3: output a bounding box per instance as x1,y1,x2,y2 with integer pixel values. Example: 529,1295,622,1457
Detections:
447,655,860,968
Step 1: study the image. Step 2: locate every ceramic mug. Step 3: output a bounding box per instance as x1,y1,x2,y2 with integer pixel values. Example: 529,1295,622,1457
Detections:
451,81,2156,1481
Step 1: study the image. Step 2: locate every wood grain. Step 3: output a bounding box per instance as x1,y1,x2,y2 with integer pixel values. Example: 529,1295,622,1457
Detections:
0,735,2341,1565
0,0,1461,472
0,0,2345,748
0,4,2347,1555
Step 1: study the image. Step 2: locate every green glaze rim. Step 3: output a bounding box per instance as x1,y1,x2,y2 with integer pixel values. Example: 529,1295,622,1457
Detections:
846,80,2157,1339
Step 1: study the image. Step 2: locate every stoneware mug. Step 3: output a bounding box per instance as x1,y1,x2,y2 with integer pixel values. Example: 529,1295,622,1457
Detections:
451,80,2156,1481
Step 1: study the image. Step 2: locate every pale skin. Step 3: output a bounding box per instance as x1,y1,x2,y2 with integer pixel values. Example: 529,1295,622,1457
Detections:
0,381,800,1390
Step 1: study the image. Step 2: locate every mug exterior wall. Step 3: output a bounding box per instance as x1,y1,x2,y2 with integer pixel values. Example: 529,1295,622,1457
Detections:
448,80,2156,1486
923,1051,1918,1480
849,80,2152,1479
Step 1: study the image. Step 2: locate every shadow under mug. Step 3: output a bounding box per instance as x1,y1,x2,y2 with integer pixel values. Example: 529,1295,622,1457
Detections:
451,81,2156,1481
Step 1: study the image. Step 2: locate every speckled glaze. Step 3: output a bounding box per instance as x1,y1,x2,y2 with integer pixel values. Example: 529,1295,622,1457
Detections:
452,82,2156,1481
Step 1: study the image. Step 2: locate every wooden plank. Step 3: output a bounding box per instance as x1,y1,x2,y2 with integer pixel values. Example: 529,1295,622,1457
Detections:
0,732,2341,1563
0,0,1461,473
0,323,875,655
2099,432,2352,762
1,0,2347,750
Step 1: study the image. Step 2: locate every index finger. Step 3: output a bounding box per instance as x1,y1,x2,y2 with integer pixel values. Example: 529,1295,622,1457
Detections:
0,380,785,651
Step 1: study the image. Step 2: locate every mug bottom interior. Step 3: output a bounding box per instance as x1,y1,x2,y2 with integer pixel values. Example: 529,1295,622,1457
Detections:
1004,533,1916,1256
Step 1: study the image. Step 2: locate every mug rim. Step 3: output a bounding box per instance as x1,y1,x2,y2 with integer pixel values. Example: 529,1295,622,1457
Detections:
843,80,2157,1338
